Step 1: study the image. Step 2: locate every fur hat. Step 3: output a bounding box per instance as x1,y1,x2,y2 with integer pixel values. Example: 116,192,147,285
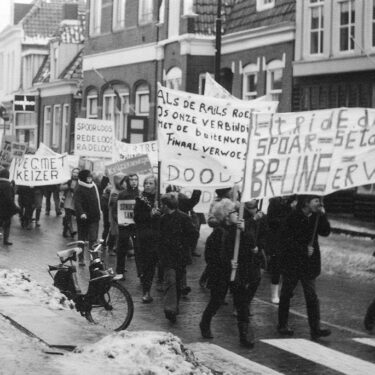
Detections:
78,169,91,182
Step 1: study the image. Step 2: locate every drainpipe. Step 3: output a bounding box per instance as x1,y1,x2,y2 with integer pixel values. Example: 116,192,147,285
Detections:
214,0,222,83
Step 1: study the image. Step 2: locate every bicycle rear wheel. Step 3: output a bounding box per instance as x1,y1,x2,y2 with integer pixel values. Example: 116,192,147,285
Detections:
86,281,134,331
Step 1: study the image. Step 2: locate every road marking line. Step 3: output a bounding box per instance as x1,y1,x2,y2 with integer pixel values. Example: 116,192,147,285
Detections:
353,338,375,347
254,297,367,336
262,338,375,375
188,342,284,375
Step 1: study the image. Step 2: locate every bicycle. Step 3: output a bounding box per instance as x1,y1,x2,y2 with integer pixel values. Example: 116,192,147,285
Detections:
48,240,134,331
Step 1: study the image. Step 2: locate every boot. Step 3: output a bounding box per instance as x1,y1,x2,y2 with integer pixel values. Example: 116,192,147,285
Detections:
271,284,280,304
200,311,213,339
238,322,254,348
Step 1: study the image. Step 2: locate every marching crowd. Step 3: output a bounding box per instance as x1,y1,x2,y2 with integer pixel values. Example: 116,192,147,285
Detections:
0,163,344,349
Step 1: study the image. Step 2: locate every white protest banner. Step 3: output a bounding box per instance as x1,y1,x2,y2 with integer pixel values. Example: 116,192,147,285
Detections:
114,140,158,166
105,154,153,178
241,107,375,201
0,140,27,167
117,199,136,225
35,142,60,157
204,73,279,112
158,83,274,188
9,154,70,186
74,118,114,158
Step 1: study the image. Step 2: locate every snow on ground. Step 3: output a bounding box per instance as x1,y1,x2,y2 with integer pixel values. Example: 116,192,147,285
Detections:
0,270,225,374
0,268,75,310
55,331,222,375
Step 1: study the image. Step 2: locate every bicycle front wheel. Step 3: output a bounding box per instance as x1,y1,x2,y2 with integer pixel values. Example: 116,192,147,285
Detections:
86,281,134,331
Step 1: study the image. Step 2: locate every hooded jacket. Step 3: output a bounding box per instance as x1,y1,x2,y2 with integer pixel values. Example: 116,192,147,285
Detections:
74,180,101,223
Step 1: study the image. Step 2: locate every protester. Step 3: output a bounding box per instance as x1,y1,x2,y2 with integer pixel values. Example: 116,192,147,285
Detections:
74,169,101,266
44,184,62,216
114,174,140,281
266,195,297,303
158,193,199,323
0,168,20,245
278,194,331,340
199,198,260,348
17,185,34,229
108,172,126,257
99,176,113,249
133,174,160,303
33,186,44,227
60,168,79,238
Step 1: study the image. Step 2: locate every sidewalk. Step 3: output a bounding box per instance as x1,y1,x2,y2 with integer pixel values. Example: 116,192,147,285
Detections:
329,213,375,239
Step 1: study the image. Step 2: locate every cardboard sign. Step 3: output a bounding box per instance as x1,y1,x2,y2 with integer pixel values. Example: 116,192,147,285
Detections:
241,108,375,200
105,154,152,178
74,118,114,158
117,199,136,225
114,140,158,166
9,154,70,186
0,139,27,167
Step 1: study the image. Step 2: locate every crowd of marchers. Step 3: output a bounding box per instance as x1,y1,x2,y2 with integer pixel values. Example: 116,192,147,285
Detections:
1,165,375,348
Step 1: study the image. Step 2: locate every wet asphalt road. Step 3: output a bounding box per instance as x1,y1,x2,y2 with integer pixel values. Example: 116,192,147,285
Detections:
0,211,375,375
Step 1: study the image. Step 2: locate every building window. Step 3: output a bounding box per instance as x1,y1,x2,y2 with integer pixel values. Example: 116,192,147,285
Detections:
309,0,324,54
62,104,70,153
89,0,102,35
158,0,165,24
165,67,182,90
266,60,284,102
242,64,259,100
87,90,98,118
43,106,51,146
198,73,208,95
113,0,126,30
183,0,197,17
53,105,61,149
256,0,275,12
339,0,355,51
135,84,150,116
103,87,129,140
139,0,153,25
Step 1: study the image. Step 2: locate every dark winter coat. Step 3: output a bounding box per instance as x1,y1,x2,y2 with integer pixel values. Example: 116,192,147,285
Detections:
280,209,331,279
0,178,18,220
204,224,260,289
17,185,34,207
158,209,199,269
74,180,101,223
266,197,294,256
177,190,201,214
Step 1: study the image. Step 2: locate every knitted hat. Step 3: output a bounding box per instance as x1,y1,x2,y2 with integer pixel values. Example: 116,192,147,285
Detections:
78,169,91,182
297,194,321,209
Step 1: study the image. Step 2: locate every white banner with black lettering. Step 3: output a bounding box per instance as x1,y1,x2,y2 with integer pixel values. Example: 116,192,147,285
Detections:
74,118,114,158
117,199,136,225
241,107,375,201
9,154,70,186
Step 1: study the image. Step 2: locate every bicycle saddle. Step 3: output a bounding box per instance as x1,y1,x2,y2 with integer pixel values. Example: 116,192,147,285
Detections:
57,247,82,261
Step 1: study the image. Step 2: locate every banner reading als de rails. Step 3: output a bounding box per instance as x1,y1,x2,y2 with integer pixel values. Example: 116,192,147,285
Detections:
74,118,114,158
9,154,70,186
241,107,375,201
117,199,136,225
157,84,280,188
105,154,152,178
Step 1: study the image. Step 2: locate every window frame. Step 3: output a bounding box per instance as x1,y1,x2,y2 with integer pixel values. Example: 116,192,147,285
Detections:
138,0,153,25
87,92,98,119
165,67,182,90
338,0,355,52
89,0,102,36
308,0,325,55
266,60,284,102
61,104,70,153
242,64,259,101
52,105,61,149
135,87,150,116
113,0,126,30
43,106,52,146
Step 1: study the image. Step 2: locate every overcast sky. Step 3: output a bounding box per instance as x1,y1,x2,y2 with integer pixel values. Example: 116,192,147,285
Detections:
0,0,33,33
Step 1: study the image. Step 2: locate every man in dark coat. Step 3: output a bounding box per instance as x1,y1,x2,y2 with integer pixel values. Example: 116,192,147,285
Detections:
159,193,199,323
278,194,331,340
74,169,101,265
0,169,19,245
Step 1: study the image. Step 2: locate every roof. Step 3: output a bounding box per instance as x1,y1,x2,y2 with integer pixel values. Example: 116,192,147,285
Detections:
19,0,85,40
193,0,295,36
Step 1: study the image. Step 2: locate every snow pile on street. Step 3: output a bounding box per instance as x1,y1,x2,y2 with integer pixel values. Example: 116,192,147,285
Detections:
58,331,223,375
0,269,75,310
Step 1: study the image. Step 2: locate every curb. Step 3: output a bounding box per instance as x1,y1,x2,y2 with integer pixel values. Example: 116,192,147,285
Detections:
331,227,375,239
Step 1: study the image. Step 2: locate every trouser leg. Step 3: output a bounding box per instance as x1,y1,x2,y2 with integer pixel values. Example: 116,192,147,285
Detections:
116,226,130,274
278,276,299,328
301,278,320,333
2,218,11,243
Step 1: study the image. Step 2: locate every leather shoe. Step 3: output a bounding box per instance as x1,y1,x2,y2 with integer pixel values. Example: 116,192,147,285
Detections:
277,326,294,336
3,241,13,246
310,328,331,340
165,310,177,323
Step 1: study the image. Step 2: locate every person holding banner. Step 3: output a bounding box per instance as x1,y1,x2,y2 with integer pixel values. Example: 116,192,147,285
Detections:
278,195,331,340
199,198,259,348
114,174,140,281
0,169,20,245
134,175,160,303
74,169,101,266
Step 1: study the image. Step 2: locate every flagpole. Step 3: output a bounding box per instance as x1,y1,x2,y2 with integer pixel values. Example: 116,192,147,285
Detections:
230,113,252,282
